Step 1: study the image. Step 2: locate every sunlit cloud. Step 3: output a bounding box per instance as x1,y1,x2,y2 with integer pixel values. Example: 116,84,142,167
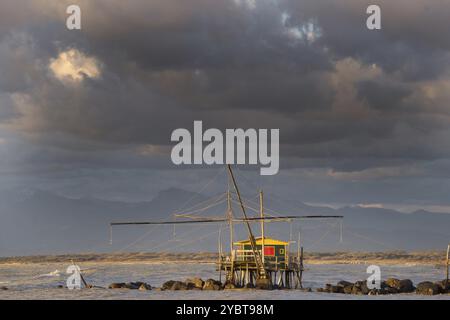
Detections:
49,49,101,82
281,12,322,43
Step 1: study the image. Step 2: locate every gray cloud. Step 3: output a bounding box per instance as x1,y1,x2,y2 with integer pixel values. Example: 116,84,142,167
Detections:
0,0,450,206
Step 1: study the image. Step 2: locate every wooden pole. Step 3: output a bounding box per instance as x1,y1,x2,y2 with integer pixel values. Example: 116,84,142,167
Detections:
227,188,235,283
227,190,233,257
218,227,222,283
226,165,267,279
260,190,265,264
71,259,89,289
446,244,449,286
218,226,223,257
299,247,304,289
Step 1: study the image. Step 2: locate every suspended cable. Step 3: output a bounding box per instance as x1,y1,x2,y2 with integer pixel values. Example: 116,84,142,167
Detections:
172,167,226,214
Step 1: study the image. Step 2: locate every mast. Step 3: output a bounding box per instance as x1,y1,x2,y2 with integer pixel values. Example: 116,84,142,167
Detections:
260,190,265,264
226,164,267,279
218,226,223,257
227,189,234,259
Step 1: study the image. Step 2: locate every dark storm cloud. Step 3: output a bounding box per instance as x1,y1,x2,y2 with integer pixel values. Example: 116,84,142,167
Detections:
0,0,450,176
356,79,412,111
282,0,450,80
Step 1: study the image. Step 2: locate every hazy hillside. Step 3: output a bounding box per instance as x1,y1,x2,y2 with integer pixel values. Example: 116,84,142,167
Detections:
0,188,208,256
0,188,449,256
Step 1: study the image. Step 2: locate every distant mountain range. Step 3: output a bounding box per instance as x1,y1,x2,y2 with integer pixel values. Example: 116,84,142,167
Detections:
0,188,449,256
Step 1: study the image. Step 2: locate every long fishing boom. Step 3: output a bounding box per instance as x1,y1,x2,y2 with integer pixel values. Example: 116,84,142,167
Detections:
110,215,343,226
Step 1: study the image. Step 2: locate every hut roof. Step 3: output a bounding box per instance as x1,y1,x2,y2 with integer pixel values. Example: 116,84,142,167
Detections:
234,237,289,246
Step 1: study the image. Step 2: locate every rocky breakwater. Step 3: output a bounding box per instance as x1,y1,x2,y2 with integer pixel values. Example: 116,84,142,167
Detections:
159,277,277,291
316,278,450,296
108,282,152,290
160,278,224,291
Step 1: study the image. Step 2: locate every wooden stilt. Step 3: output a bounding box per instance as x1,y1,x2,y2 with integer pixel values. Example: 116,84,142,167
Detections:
246,263,249,285
70,259,90,289
278,271,283,288
295,271,301,289
299,247,304,289
446,244,450,286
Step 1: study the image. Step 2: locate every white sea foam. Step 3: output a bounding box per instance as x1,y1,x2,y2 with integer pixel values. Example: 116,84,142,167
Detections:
0,263,448,300
36,269,61,278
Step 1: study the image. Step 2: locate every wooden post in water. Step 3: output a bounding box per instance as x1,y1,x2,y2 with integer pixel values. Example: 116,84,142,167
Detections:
71,259,90,289
260,190,265,265
446,244,449,286
218,227,222,283
227,166,268,278
226,189,235,284
299,247,304,289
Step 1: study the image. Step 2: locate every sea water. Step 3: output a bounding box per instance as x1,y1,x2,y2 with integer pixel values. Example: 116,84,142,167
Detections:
0,262,449,300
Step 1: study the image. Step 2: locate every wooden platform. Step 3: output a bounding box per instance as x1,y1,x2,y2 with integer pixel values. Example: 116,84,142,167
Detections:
216,253,304,289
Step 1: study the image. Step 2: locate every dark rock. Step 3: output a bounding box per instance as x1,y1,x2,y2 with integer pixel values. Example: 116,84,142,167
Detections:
271,284,280,290
398,279,415,293
368,289,379,296
109,282,127,289
203,279,222,291
186,282,197,290
315,288,325,292
385,278,401,289
161,280,176,290
161,280,186,290
351,286,364,295
171,281,189,290
299,287,312,292
138,283,152,291
125,282,145,290
385,278,414,293
434,280,450,294
329,285,343,294
185,277,204,289
416,281,440,295
376,288,388,295
337,281,353,288
244,283,255,289
324,283,333,292
353,280,369,295
109,282,151,290
255,278,273,290
343,285,353,294
384,286,399,294
0,286,8,290
224,282,236,289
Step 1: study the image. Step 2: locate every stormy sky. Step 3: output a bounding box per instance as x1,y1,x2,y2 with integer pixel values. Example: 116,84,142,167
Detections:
1,0,450,211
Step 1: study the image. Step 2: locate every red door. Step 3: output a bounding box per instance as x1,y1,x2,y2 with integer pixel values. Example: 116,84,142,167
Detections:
263,246,275,256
